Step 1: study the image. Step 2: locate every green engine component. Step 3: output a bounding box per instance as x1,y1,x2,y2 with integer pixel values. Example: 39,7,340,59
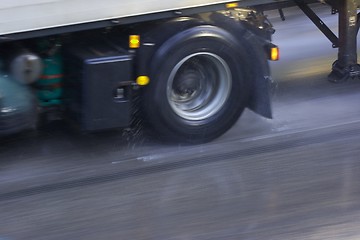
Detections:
37,51,63,107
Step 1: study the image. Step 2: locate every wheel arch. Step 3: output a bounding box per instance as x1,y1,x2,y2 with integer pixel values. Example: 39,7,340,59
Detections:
152,25,247,63
136,13,273,119
209,11,273,119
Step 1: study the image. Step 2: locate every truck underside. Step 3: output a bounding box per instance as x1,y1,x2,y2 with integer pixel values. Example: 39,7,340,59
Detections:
0,0,359,143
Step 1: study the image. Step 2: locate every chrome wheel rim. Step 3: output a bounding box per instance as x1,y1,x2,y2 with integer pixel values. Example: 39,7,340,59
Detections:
167,52,232,121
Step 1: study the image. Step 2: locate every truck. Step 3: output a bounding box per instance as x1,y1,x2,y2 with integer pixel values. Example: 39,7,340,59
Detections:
0,0,358,143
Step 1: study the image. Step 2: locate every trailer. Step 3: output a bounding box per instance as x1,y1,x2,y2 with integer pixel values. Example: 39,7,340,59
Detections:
0,0,358,143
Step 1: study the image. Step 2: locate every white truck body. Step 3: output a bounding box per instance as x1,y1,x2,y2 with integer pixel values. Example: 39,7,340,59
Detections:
0,0,243,35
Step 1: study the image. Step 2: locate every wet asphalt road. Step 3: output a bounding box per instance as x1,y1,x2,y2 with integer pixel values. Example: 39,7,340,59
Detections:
1,4,360,240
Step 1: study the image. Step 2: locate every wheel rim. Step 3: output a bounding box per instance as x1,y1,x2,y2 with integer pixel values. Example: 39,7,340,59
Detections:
167,52,232,121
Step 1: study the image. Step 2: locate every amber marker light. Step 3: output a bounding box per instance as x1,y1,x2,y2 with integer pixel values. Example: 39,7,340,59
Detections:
136,76,150,86
270,46,280,61
129,35,140,49
226,2,238,8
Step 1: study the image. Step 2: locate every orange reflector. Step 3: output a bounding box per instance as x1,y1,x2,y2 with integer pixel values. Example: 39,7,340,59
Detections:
270,47,279,61
226,2,238,8
136,76,150,86
129,35,140,49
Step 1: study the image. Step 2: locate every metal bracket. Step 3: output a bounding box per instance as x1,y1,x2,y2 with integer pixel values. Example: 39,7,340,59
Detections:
294,0,339,48
294,0,360,82
328,0,360,82
278,9,286,21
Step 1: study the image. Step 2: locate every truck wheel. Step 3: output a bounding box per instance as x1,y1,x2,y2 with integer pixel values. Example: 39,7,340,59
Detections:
143,26,250,143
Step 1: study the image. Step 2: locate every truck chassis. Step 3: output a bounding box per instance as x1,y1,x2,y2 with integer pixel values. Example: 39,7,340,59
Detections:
0,0,359,142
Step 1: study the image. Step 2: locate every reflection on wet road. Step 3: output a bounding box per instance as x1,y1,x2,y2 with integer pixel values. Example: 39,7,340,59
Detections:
1,4,360,240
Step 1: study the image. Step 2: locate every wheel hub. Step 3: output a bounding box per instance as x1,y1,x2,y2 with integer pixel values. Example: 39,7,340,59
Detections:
173,70,203,100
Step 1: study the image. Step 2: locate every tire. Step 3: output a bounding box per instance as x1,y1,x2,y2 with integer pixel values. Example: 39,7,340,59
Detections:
143,25,251,143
